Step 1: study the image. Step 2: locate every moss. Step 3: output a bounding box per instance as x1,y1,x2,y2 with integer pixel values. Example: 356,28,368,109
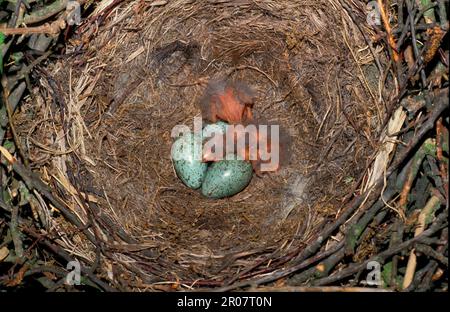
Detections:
381,261,402,288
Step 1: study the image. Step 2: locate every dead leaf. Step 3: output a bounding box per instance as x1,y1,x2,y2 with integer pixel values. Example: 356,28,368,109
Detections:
364,106,406,191
0,247,9,262
6,264,29,287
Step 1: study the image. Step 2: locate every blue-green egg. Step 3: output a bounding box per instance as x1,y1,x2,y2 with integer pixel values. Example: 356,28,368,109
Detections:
202,121,229,139
201,157,253,199
171,131,207,189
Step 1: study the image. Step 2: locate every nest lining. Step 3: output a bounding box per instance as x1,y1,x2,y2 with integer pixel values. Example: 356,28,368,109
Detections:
17,0,382,286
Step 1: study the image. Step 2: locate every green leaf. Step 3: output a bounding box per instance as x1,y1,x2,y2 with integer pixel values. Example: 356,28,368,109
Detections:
0,32,5,75
3,140,16,154
12,52,24,65
381,261,403,288
381,261,392,287
19,181,31,206
422,140,437,157
2,189,12,205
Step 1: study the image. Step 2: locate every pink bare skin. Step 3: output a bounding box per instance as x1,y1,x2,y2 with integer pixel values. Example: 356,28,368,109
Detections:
202,126,280,177
200,80,255,124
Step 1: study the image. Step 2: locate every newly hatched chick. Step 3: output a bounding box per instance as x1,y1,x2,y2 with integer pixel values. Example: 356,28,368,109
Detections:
202,119,291,176
200,79,255,124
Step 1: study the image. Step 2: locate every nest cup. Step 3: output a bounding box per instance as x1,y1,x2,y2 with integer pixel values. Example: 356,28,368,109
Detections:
18,0,382,287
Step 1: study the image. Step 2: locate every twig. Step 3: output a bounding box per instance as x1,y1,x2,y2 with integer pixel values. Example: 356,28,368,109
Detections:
377,0,399,63
415,244,448,267
403,260,437,291
289,245,346,286
11,50,53,85
403,195,441,289
0,20,66,35
313,209,447,286
386,88,448,178
214,241,345,291
22,227,117,292
250,286,392,292
0,147,97,245
18,0,87,25
0,82,26,144
8,0,24,28
1,76,28,165
416,228,448,291
340,1,384,76
344,185,396,255
10,204,24,259
438,0,448,29
396,7,417,50
389,219,405,289
311,248,347,282
405,0,427,86
398,138,436,215
213,89,446,289
436,118,448,202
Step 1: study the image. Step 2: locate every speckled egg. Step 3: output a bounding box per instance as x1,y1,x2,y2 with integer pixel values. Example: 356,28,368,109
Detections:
171,132,207,189
201,158,253,199
202,121,229,139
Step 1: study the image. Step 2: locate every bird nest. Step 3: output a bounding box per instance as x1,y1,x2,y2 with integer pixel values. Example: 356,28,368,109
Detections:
16,0,386,289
